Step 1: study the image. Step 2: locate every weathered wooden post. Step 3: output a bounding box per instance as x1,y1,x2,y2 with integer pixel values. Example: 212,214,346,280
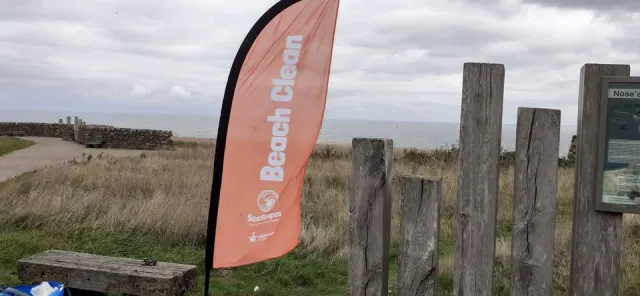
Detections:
349,138,393,296
397,175,441,296
454,62,505,296
510,107,561,296
73,124,80,143
72,116,85,143
570,64,629,296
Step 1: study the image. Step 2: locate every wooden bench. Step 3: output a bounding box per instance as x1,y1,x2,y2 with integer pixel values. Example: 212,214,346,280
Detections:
84,140,105,148
2,131,25,137
17,250,197,296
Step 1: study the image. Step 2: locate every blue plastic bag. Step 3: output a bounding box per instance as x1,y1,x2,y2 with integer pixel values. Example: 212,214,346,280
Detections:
0,281,67,296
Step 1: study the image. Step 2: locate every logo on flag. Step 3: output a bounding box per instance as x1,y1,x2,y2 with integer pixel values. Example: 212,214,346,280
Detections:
249,231,276,243
257,190,279,213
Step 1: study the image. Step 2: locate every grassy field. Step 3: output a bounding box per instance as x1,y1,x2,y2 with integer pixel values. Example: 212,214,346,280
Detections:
0,139,638,295
0,136,34,156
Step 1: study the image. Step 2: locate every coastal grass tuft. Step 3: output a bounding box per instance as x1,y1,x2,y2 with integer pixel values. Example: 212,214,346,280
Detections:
0,140,638,295
0,136,35,156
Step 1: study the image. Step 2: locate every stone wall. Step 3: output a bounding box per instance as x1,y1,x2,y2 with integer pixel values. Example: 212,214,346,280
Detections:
83,126,174,150
0,122,74,138
0,122,174,150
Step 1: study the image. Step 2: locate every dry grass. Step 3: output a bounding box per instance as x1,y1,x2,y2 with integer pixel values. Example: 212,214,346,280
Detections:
0,140,639,294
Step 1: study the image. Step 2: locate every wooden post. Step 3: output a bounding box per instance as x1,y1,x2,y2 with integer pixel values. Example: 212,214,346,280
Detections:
73,124,80,143
510,107,561,296
349,138,393,296
454,62,505,296
569,64,628,296
397,175,441,296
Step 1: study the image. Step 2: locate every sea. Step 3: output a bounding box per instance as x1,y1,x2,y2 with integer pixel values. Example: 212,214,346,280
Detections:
0,110,577,156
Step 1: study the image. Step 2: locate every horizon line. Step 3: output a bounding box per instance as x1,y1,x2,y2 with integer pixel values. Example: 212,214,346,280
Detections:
1,108,579,127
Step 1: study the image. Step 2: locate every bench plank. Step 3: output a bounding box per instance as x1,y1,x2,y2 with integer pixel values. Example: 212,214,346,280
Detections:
4,131,25,137
85,141,105,148
17,250,197,296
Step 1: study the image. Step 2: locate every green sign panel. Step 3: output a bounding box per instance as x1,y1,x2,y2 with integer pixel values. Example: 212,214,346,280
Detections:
597,77,640,214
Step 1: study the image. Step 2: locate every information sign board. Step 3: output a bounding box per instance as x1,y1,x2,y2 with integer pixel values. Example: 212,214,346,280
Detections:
596,76,640,214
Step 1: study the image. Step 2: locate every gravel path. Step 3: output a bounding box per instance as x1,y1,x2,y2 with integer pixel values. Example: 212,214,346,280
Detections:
0,137,146,182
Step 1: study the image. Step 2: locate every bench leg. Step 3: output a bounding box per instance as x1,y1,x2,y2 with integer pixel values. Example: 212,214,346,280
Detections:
67,288,104,295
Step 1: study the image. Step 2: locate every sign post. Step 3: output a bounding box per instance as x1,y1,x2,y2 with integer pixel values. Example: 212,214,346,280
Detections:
595,76,640,214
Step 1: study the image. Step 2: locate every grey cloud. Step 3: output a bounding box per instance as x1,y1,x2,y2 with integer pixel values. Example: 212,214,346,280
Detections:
521,0,640,11
608,14,640,52
349,9,512,55
454,0,640,12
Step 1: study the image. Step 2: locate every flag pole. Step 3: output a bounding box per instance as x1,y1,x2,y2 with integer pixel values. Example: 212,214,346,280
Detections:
203,1,302,295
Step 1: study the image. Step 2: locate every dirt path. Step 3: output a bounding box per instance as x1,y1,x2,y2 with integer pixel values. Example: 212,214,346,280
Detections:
0,137,146,182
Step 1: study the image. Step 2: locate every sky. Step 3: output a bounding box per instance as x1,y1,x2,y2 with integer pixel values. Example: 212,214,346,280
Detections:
1,0,640,125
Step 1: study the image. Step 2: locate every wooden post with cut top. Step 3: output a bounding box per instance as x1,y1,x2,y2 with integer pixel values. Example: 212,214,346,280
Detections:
569,63,628,296
349,137,393,296
510,107,561,296
397,175,441,296
453,62,505,296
